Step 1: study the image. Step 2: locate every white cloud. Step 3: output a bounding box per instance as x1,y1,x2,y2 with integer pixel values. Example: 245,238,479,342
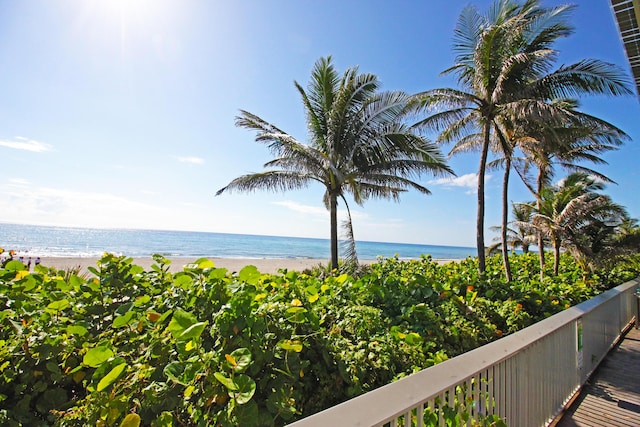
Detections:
0,183,188,230
429,173,491,194
0,137,52,153
272,200,369,221
273,200,326,216
177,156,205,165
8,178,30,187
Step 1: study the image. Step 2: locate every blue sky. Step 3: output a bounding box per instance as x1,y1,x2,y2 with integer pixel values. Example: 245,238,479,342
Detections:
0,0,638,247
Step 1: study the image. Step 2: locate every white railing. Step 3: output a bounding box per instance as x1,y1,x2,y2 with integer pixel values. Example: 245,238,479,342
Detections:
288,277,640,427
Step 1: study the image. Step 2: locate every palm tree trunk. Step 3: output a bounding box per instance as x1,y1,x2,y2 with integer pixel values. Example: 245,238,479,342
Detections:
553,236,561,276
501,158,512,282
329,193,339,269
536,171,545,279
477,122,490,274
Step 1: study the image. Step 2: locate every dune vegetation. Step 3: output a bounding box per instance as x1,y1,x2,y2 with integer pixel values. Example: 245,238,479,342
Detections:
1,252,640,426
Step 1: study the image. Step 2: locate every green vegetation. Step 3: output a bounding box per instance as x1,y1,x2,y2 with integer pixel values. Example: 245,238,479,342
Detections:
1,252,639,426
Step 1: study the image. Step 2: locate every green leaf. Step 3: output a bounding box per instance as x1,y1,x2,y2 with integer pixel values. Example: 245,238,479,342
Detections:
179,321,208,341
67,325,89,337
19,275,37,291
195,258,216,269
238,265,261,284
112,311,135,328
208,268,228,279
115,302,134,316
164,361,204,386
4,260,25,271
57,281,72,292
134,295,151,307
227,348,252,373
278,340,303,353
83,345,114,368
285,306,307,323
214,372,237,391
230,374,256,404
166,310,197,339
97,362,127,392
119,414,141,427
174,275,193,289
305,285,319,302
46,299,71,313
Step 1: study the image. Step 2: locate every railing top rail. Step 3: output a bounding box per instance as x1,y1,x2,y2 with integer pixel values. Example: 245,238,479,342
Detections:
288,277,639,427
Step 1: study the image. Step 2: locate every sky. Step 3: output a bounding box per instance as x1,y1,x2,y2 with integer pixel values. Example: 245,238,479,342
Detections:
0,0,638,248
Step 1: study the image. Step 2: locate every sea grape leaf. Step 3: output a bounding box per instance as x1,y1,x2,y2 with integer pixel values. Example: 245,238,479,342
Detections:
112,311,135,328
208,268,228,279
18,274,37,291
238,265,261,284
83,345,114,368
278,340,303,353
167,310,197,339
97,362,127,392
179,321,208,341
226,348,252,372
4,260,25,272
285,307,307,323
119,414,141,427
46,299,71,313
164,361,204,386
195,258,215,269
174,275,193,289
230,374,256,404
115,302,134,316
305,285,319,303
213,372,237,391
56,278,72,292
134,295,151,307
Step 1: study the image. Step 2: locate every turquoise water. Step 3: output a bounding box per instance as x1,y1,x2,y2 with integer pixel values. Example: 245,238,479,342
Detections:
0,223,476,260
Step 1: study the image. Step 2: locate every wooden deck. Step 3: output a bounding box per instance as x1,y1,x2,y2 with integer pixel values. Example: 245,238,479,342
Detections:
556,327,640,427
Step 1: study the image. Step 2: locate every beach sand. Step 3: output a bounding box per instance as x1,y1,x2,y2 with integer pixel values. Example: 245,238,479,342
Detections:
32,257,332,275
29,256,459,275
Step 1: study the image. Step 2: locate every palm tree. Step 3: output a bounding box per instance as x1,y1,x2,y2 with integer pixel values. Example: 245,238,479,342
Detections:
413,0,632,274
529,172,625,275
490,202,536,253
216,57,452,270
513,101,629,274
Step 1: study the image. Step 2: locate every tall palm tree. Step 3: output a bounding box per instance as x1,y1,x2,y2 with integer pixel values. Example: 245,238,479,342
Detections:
216,57,452,270
413,0,632,274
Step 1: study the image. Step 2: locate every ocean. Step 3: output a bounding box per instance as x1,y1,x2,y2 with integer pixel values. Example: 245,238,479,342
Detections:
0,223,476,260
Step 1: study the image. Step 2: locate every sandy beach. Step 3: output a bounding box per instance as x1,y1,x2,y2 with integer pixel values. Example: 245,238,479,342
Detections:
32,257,337,275
25,256,458,275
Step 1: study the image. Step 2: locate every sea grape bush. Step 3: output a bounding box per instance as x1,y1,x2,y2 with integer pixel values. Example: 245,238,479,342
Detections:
0,252,639,426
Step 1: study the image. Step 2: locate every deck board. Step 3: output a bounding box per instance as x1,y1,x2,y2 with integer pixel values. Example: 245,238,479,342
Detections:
557,327,640,427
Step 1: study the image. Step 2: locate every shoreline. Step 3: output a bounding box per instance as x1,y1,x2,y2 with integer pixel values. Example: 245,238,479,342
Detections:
18,256,461,275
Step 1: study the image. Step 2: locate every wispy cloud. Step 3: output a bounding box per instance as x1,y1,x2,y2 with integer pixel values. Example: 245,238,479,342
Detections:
8,178,30,187
429,173,490,194
0,183,181,230
0,136,52,152
273,200,326,216
177,156,205,165
273,200,369,221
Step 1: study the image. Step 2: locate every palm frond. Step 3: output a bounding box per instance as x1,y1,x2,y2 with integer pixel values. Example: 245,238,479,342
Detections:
216,171,313,196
